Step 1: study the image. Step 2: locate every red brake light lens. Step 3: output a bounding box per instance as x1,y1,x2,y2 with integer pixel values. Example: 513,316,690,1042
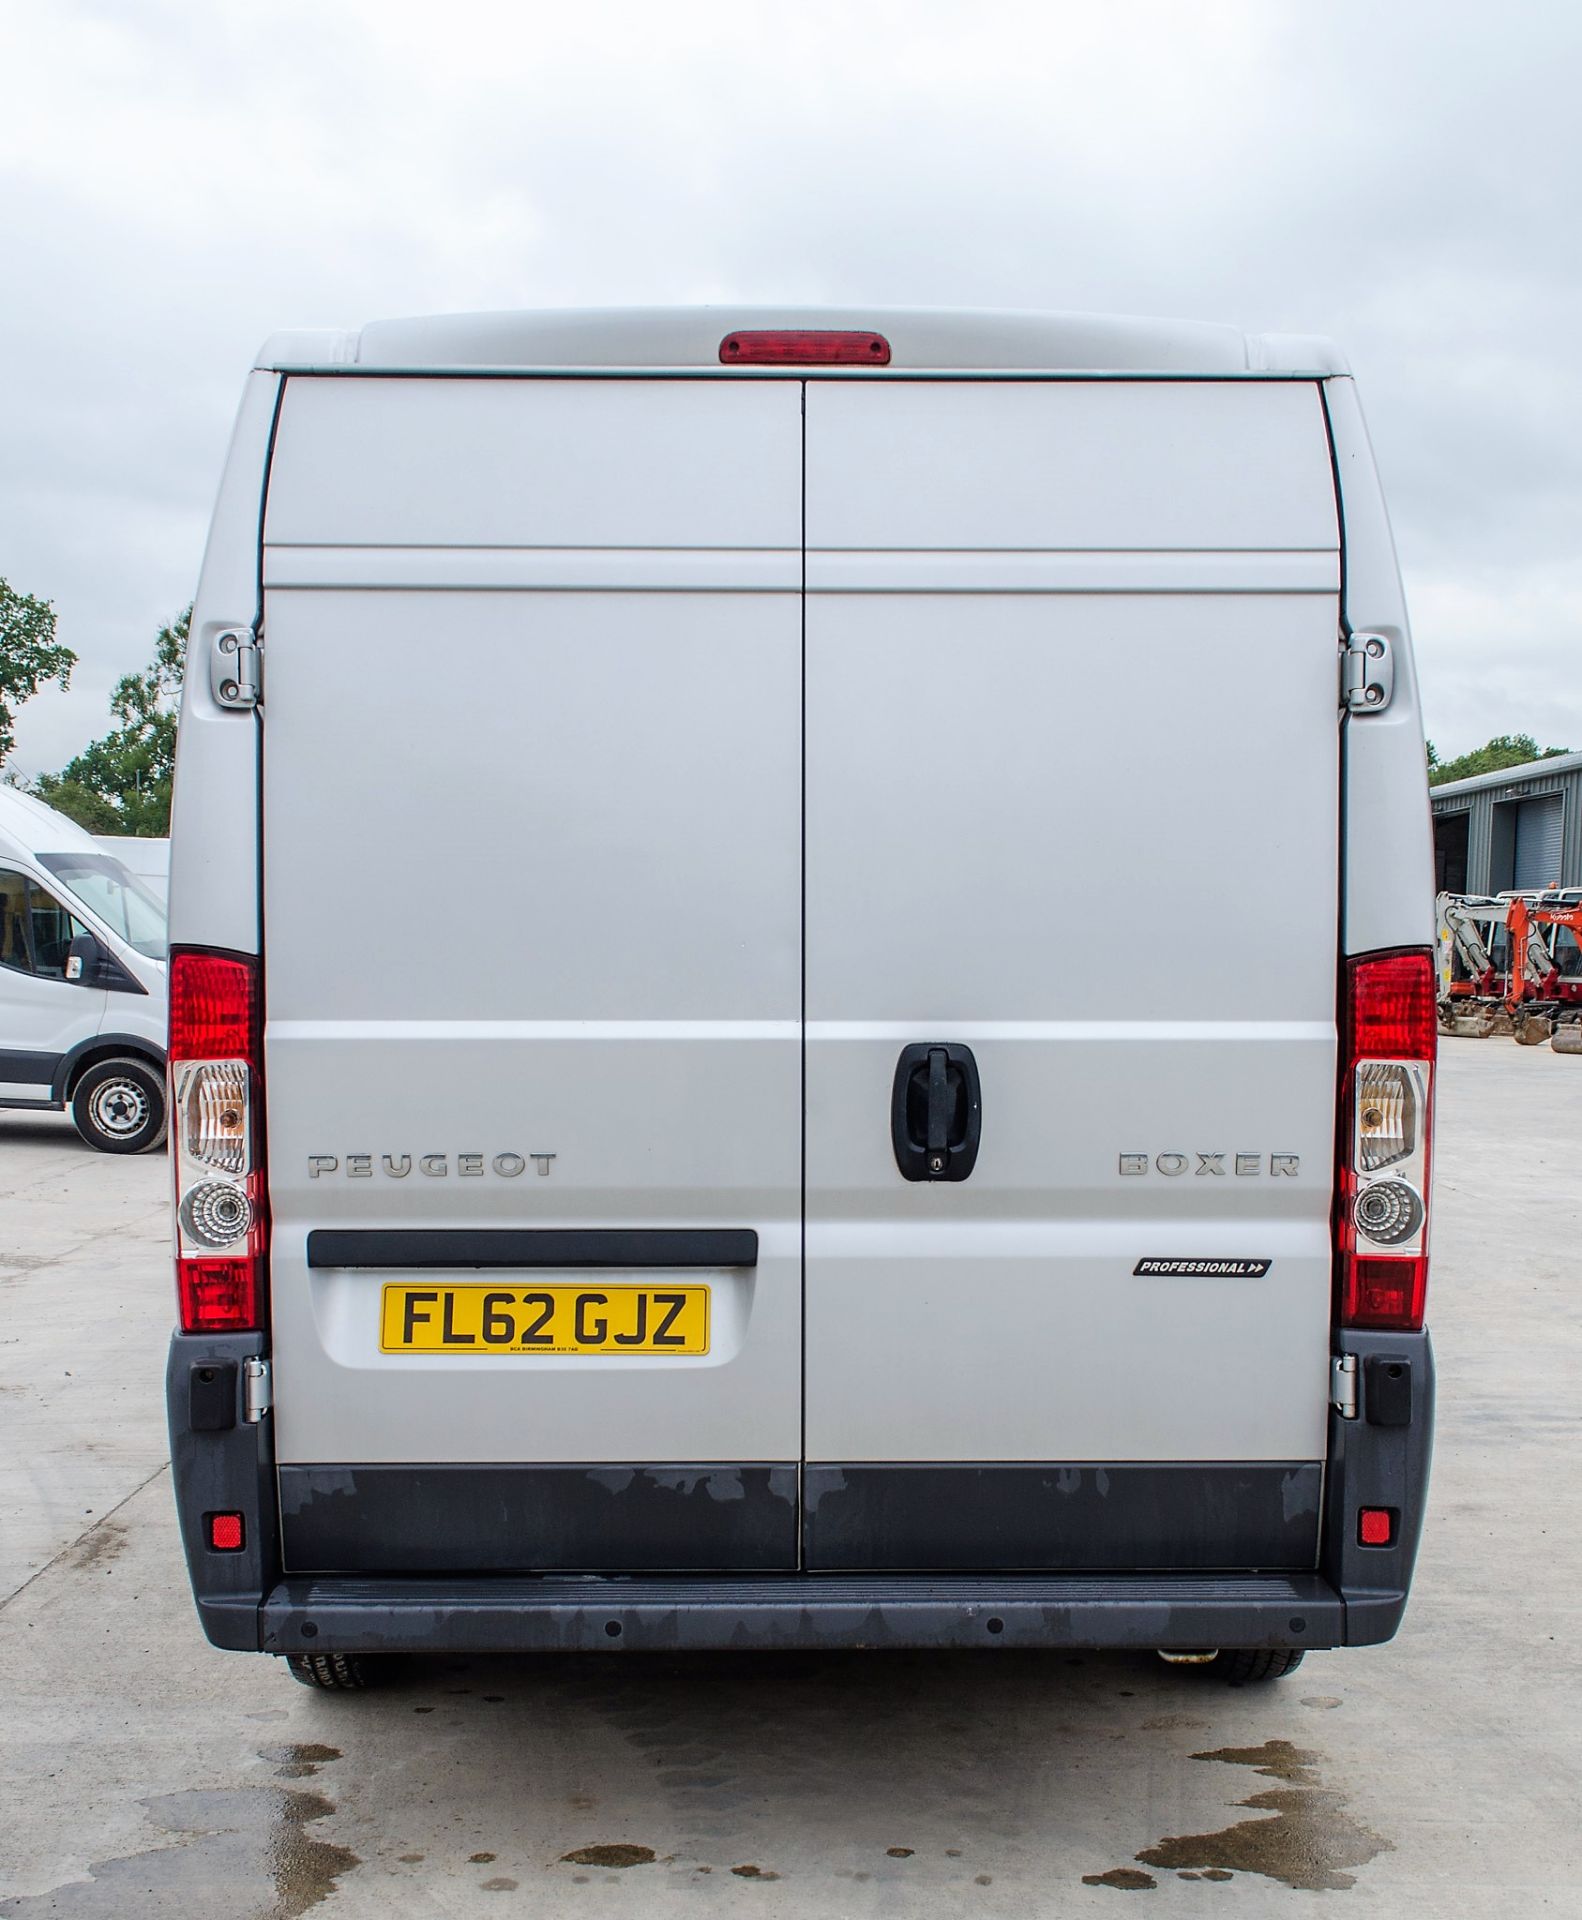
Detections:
1345,950,1436,1060
719,329,891,366
178,1257,261,1335
1342,1254,1428,1331
170,950,261,1065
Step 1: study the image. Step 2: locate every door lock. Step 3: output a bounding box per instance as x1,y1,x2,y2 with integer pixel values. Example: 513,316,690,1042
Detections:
891,1042,982,1182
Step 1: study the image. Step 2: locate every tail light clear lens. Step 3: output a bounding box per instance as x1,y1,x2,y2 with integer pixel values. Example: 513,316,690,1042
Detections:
169,949,266,1334
1338,950,1435,1331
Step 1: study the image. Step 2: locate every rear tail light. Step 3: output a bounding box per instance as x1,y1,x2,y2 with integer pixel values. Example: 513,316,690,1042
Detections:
1337,951,1435,1331
170,950,267,1333
719,329,891,366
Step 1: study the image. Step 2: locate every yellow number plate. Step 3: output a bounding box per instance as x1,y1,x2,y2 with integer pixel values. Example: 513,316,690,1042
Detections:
380,1283,709,1355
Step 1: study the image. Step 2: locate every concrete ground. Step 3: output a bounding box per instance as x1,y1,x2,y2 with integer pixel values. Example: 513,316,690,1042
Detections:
1,1043,1579,1916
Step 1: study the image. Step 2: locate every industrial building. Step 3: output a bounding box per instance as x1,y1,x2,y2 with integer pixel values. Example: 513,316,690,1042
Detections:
1431,749,1582,894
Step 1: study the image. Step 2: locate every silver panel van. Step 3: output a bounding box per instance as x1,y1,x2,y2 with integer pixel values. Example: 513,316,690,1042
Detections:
166,309,1435,1686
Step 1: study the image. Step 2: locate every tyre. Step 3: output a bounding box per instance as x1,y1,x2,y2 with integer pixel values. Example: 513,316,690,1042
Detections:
70,1056,167,1154
1210,1648,1306,1684
286,1651,376,1690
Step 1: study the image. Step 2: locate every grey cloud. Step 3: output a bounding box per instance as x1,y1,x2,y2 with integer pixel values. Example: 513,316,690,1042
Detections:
1,0,1577,770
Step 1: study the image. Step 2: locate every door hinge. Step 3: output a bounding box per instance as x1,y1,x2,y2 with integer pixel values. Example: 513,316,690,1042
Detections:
1341,632,1393,713
1331,1352,1358,1420
242,1356,272,1423
212,627,262,709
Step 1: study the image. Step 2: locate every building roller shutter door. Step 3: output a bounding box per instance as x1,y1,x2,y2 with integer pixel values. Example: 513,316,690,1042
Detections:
1514,795,1564,891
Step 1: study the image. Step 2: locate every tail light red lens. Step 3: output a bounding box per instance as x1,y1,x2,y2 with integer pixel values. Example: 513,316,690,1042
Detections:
169,947,267,1335
170,950,260,1062
1345,950,1436,1060
1337,950,1435,1332
178,1257,261,1336
719,329,891,366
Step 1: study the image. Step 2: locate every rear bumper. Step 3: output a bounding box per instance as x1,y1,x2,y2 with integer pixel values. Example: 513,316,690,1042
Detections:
169,1328,1433,1657
260,1570,1350,1654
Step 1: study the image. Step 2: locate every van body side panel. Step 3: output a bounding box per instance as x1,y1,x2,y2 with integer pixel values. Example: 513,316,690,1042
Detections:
169,369,280,957
258,382,803,1570
1323,377,1437,954
802,382,1341,1563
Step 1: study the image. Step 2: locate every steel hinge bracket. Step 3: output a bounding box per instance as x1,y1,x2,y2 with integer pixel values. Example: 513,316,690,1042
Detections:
1331,1352,1358,1420
1341,632,1393,713
212,627,262,709
242,1356,272,1423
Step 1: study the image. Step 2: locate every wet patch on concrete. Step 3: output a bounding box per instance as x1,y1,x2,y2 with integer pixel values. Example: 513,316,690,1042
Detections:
66,1521,128,1574
0,1787,359,1918
1082,1867,1157,1890
480,1879,519,1892
1131,1739,1392,1892
560,1844,656,1869
259,1744,341,1781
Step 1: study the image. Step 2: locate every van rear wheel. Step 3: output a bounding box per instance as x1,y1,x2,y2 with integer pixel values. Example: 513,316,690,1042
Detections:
1210,1648,1306,1684
285,1651,377,1690
70,1056,167,1154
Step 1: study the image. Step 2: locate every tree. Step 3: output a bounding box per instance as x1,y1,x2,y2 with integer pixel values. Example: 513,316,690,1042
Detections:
1426,733,1572,788
0,577,76,767
35,608,188,836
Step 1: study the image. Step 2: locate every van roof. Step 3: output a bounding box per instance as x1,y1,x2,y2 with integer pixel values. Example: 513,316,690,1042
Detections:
255,306,1348,377
0,784,103,859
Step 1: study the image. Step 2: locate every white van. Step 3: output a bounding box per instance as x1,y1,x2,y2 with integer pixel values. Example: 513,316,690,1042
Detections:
0,786,168,1151
94,833,171,906
166,309,1436,1688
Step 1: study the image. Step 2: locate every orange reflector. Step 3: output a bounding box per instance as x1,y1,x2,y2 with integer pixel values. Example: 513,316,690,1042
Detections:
719,329,891,366
208,1511,245,1552
1358,1507,1394,1547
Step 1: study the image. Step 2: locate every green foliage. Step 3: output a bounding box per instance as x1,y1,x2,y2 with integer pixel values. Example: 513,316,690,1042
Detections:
1426,733,1572,788
35,608,189,836
0,577,76,766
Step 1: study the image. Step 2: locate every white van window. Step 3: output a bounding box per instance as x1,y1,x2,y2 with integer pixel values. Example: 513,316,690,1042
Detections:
0,868,89,979
37,851,167,959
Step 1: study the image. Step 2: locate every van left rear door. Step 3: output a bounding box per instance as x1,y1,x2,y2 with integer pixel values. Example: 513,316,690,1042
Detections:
259,377,805,1574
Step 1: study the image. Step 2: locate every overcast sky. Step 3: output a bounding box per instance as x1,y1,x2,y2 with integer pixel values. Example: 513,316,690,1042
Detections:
2,0,1578,776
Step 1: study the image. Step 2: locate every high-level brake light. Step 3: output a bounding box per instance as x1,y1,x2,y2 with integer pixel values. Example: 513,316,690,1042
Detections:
1337,950,1435,1331
170,950,267,1333
719,329,891,366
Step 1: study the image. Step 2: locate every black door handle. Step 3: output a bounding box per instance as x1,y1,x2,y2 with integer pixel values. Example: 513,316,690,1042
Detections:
892,1042,982,1182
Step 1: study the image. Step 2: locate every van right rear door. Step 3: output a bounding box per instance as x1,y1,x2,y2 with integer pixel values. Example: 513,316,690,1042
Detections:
800,378,1344,1572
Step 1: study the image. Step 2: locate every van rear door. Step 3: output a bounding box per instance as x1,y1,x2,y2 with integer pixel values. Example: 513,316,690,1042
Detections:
801,379,1342,1571
259,378,805,1573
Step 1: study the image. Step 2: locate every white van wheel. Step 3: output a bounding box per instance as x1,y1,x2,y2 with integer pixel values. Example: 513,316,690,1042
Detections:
70,1057,168,1155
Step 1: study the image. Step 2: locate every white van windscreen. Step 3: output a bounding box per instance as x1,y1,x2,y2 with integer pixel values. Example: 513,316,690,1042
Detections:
38,852,168,958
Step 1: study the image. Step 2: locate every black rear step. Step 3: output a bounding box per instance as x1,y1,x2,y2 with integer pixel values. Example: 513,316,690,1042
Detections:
261,1572,1343,1654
